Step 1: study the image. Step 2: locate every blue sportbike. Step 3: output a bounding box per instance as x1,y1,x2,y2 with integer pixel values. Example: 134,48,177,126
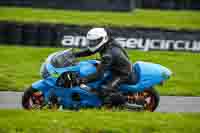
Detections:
22,49,172,112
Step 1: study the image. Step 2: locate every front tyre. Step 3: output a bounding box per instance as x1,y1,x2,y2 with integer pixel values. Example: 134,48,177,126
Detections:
22,87,44,110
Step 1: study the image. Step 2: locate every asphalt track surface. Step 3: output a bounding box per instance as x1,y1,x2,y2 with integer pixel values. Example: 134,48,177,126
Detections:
0,91,200,112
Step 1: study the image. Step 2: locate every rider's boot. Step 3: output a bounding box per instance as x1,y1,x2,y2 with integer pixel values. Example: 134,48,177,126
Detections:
100,85,126,106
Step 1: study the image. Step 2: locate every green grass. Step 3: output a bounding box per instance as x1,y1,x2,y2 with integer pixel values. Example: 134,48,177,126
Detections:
0,45,200,96
0,7,200,30
0,109,200,133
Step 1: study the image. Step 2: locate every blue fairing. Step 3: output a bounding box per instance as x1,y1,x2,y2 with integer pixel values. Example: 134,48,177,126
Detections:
79,61,97,77
32,78,102,108
32,58,171,109
32,80,50,92
120,61,172,92
53,86,102,108
32,60,100,108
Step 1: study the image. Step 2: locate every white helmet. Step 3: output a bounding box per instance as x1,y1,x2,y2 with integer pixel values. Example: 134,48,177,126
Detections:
86,28,109,52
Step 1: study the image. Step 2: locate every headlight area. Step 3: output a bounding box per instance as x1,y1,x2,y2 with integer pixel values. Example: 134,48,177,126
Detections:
40,63,50,79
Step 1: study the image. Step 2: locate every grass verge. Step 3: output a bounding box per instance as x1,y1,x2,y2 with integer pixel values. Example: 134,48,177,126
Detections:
0,109,200,133
0,45,200,96
0,7,200,30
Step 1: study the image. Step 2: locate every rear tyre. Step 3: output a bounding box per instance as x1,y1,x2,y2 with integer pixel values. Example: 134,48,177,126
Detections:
125,88,160,112
22,86,44,110
143,88,160,112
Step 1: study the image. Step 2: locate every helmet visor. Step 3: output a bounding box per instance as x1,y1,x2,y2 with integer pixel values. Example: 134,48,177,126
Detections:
87,37,103,49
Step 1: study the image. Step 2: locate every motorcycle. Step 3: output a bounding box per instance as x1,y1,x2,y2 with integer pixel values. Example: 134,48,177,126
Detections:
22,48,172,112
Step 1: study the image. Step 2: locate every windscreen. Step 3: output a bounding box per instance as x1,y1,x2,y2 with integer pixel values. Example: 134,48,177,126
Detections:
50,49,75,68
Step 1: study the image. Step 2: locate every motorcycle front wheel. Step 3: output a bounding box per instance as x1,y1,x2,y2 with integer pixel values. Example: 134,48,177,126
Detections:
22,86,44,110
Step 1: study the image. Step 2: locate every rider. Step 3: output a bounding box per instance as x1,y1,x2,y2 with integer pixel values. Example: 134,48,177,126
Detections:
74,28,137,105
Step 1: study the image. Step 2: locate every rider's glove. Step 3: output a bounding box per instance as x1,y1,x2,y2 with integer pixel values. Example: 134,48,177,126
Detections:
80,78,88,84
77,77,88,85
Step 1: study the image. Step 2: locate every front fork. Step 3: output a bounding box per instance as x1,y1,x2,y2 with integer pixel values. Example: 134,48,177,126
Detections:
32,80,55,106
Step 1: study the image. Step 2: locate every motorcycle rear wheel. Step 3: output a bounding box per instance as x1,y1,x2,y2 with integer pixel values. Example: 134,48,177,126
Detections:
125,88,160,112
143,88,160,112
